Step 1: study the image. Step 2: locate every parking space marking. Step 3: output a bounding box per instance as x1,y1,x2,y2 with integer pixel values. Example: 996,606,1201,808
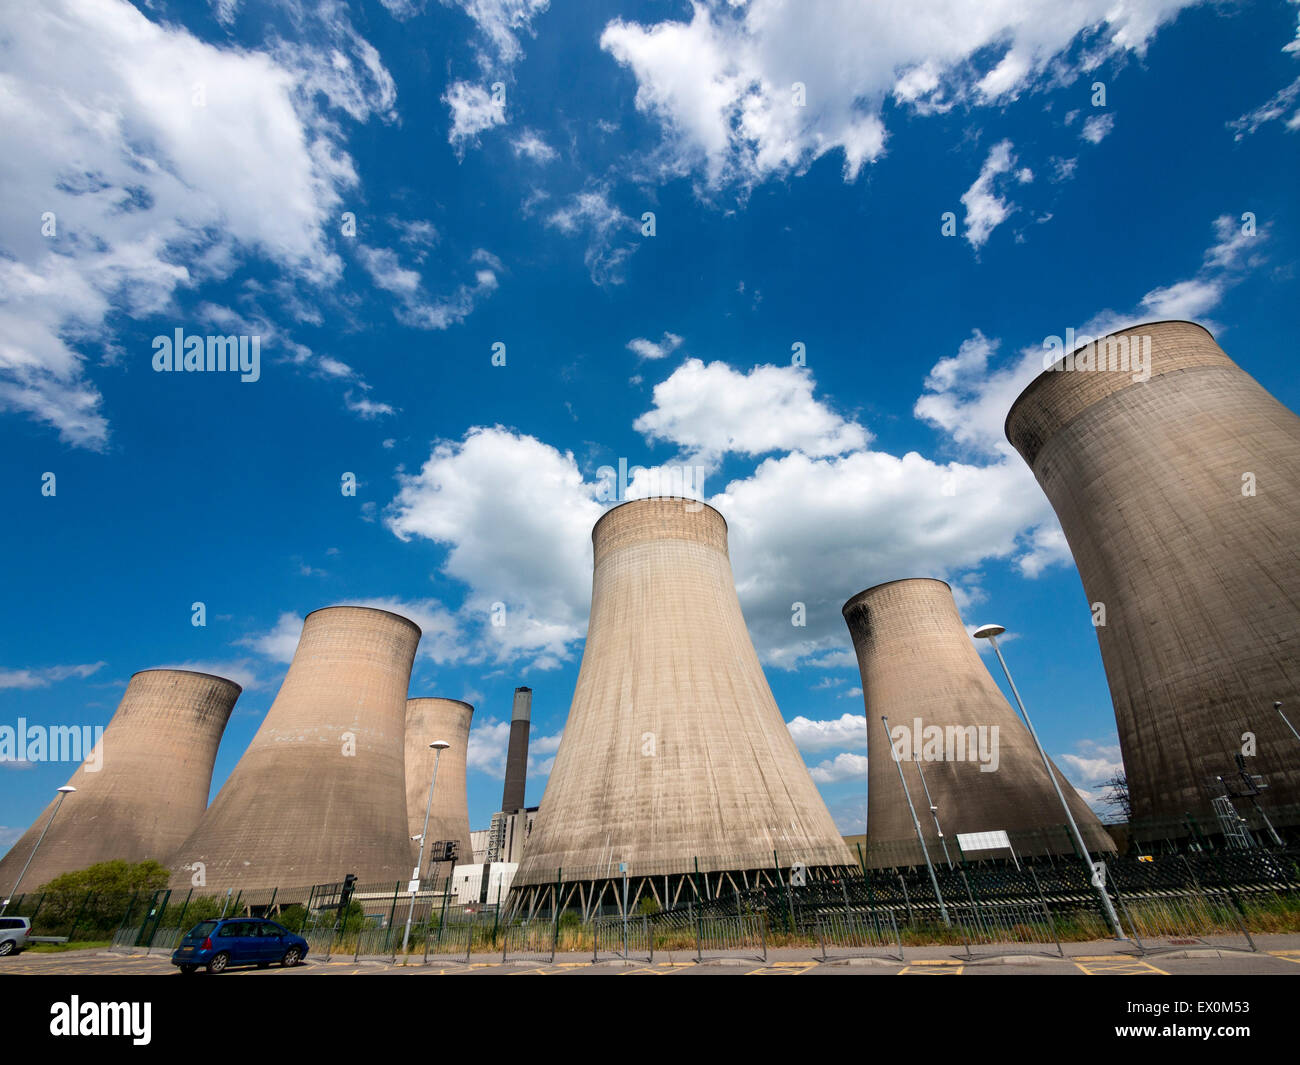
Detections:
745,961,817,975
899,960,963,975
1074,956,1167,975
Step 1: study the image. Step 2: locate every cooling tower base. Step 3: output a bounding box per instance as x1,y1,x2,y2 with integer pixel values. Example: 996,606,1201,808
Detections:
507,861,855,923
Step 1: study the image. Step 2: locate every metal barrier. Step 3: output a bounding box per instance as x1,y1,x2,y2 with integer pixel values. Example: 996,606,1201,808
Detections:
951,898,1063,958
502,920,556,964
697,915,766,962
592,914,653,962
811,908,902,962
421,917,478,962
1117,889,1256,955
352,923,399,962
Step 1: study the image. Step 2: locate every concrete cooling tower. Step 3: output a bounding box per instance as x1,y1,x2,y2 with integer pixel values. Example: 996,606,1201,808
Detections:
405,698,474,877
1006,320,1300,827
0,670,240,896
513,498,852,911
171,606,420,891
843,580,1113,867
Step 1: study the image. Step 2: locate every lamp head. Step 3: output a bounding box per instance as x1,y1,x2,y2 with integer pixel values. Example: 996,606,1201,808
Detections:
972,624,1005,640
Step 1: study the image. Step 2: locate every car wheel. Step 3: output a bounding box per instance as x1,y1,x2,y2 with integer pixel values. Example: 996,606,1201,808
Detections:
206,952,230,974
281,946,302,967
0,941,14,957
180,965,197,975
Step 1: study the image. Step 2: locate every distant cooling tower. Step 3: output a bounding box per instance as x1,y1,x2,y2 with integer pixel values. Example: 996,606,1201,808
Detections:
513,498,852,909
405,698,474,876
843,579,1113,867
171,606,420,890
501,686,531,813
1006,320,1300,825
0,670,239,895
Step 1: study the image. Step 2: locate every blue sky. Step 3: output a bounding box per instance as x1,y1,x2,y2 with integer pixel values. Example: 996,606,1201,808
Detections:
2,0,1299,853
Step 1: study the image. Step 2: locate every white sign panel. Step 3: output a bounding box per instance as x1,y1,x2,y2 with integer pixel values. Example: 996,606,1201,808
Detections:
956,830,1012,852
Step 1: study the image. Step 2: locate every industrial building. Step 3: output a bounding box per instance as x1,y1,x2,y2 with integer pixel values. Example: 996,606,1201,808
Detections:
512,497,853,914
0,670,240,895
405,697,474,880
170,606,420,891
1006,321,1300,832
842,579,1115,867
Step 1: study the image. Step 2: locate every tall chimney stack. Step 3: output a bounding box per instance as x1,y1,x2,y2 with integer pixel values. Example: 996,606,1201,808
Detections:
501,686,531,814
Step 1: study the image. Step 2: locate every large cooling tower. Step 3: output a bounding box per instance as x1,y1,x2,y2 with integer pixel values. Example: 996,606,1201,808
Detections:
514,498,852,897
501,686,531,813
405,698,474,875
0,670,239,895
171,606,420,891
843,579,1113,866
1005,320,1300,825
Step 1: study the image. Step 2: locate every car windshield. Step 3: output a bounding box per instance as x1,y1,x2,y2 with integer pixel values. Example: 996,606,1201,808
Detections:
185,921,219,940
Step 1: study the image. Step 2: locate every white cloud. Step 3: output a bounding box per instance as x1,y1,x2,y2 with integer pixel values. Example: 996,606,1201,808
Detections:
1060,740,1124,785
511,129,558,163
1230,75,1300,139
0,0,393,447
448,0,551,69
238,613,303,664
914,215,1270,459
467,715,563,777
633,358,869,462
714,448,1058,666
386,427,603,668
0,662,107,690
356,244,499,329
786,713,867,753
1080,112,1115,143
626,332,683,361
960,140,1018,250
599,0,1197,192
809,752,870,783
545,187,639,284
444,81,507,149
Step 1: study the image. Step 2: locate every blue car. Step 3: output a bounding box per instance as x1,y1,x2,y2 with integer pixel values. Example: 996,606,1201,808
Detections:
171,917,308,974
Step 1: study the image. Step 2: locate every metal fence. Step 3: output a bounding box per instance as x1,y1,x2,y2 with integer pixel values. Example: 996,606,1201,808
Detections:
10,841,1300,963
592,914,652,962
501,920,556,964
811,909,902,961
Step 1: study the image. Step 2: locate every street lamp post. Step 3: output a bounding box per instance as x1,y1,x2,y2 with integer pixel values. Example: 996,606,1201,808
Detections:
881,715,949,926
913,758,952,869
1276,702,1300,746
1,786,76,916
973,623,1126,940
401,740,450,956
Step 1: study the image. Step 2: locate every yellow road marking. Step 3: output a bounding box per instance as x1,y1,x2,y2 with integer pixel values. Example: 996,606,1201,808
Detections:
899,960,963,975
1268,951,1300,965
1074,957,1167,975
745,962,817,975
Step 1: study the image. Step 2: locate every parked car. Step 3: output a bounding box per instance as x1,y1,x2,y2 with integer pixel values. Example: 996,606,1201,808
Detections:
171,917,308,974
0,917,30,956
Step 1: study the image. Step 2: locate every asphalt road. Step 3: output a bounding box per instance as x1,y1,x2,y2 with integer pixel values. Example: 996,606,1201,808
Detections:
4,941,1300,976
